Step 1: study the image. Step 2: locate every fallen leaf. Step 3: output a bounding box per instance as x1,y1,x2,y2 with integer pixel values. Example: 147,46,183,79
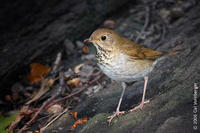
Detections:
47,104,63,114
103,19,116,28
27,63,51,84
82,45,89,54
71,118,89,130
44,79,55,88
69,112,77,120
74,64,84,73
64,68,74,79
67,78,82,88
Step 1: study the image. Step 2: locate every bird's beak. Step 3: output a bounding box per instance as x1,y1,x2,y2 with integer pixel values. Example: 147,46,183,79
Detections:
84,38,99,43
84,38,92,43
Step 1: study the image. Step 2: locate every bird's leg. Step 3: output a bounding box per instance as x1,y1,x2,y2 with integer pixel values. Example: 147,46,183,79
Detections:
108,82,126,123
129,76,150,112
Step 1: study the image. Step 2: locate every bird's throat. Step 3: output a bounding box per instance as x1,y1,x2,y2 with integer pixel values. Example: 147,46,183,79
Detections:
94,43,112,66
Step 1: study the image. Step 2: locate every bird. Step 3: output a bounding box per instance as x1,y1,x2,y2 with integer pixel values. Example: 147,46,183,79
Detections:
84,28,180,123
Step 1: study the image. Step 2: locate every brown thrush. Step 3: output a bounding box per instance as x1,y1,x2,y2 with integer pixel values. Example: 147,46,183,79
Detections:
84,28,179,123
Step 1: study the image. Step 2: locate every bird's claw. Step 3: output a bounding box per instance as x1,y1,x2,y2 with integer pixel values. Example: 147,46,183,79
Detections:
129,100,150,112
107,110,125,124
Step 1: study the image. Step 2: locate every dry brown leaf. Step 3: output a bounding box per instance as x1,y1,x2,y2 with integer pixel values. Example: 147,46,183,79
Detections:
64,68,73,79
35,130,39,133
69,112,77,120
67,78,82,88
27,63,51,84
82,45,89,54
47,104,63,114
74,64,84,73
71,118,89,130
103,19,116,28
44,79,55,88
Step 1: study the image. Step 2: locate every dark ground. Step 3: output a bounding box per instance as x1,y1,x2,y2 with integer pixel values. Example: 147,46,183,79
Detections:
44,2,200,133
0,0,200,133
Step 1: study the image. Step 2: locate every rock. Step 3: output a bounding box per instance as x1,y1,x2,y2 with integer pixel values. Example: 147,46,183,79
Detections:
0,0,132,96
64,39,75,56
76,41,85,49
43,3,200,133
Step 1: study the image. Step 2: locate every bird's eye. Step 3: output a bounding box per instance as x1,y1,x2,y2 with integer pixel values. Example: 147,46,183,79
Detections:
101,36,106,41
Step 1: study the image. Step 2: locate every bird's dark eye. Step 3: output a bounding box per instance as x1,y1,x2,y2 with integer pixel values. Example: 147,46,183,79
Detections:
101,36,106,41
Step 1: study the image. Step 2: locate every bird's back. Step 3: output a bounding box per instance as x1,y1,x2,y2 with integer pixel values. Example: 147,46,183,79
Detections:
117,37,164,61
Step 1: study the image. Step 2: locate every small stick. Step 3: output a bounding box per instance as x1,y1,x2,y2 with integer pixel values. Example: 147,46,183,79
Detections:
40,108,69,133
46,72,103,109
51,52,62,74
18,72,103,133
18,73,65,133
135,6,150,43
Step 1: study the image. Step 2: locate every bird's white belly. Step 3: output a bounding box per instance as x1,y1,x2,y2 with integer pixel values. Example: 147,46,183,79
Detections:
98,53,155,82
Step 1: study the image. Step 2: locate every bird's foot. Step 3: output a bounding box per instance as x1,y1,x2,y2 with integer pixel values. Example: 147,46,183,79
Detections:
129,100,150,112
107,110,125,124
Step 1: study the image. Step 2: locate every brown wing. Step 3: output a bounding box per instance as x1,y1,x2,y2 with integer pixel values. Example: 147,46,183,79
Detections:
118,37,163,60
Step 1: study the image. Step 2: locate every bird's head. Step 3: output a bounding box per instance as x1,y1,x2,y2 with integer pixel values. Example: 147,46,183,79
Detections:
84,28,121,51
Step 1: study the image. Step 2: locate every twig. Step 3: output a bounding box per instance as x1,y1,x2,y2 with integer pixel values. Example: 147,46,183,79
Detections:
18,73,65,133
40,108,69,133
51,52,62,74
18,72,103,133
46,72,103,109
135,6,150,43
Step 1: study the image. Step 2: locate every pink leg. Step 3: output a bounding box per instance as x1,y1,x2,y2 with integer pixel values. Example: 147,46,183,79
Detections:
129,76,150,112
108,82,126,123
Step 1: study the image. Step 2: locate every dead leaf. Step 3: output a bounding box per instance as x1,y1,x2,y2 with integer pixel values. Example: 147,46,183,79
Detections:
82,45,89,54
64,68,74,79
27,63,51,84
44,79,55,88
67,78,82,88
103,19,116,28
69,112,77,120
71,118,89,130
47,104,63,114
74,64,84,73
